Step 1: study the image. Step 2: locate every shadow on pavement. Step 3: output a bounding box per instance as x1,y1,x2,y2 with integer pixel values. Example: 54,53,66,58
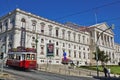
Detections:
93,76,120,80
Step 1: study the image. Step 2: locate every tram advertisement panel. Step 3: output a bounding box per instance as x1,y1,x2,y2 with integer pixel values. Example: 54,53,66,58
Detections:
46,43,54,57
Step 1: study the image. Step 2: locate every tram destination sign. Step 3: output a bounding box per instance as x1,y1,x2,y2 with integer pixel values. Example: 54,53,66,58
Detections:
46,43,54,57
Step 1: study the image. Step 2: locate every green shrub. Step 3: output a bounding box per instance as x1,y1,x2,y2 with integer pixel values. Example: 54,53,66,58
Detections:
118,62,120,66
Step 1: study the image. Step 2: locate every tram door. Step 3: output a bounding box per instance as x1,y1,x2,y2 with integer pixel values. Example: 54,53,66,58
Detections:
22,54,25,67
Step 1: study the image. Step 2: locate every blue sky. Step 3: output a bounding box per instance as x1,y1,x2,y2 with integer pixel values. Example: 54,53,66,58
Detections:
0,0,120,44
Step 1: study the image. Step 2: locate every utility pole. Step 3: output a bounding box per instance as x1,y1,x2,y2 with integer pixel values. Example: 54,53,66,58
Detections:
94,10,99,77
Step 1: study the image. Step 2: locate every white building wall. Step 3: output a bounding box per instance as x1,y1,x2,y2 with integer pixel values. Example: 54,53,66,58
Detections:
114,43,120,63
0,9,119,66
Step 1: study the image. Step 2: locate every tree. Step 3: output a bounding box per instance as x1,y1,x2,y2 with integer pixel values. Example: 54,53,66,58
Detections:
93,47,110,65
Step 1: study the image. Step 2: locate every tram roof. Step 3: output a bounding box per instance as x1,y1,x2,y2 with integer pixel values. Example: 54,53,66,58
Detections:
8,52,36,54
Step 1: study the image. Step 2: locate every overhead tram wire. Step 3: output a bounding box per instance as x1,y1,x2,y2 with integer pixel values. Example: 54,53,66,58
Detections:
99,16,120,22
54,0,120,20
82,16,120,25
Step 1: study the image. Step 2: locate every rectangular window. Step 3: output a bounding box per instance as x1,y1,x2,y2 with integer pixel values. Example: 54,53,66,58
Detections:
0,23,2,32
5,22,8,31
83,36,85,44
10,18,15,27
41,26,44,34
56,49,59,56
73,34,76,41
83,52,86,59
69,50,71,57
79,52,81,58
68,32,71,40
41,46,44,54
41,39,44,43
78,35,80,42
74,51,76,58
49,28,52,36
88,53,90,59
56,29,58,37
63,43,65,47
62,30,65,39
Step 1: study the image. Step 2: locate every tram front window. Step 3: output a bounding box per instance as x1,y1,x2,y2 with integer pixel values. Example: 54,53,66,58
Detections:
31,54,35,60
27,54,30,60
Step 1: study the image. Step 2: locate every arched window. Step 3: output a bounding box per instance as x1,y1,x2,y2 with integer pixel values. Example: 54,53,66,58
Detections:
21,18,26,28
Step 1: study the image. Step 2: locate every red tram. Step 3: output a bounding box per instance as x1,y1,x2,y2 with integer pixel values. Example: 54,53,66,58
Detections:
6,47,37,70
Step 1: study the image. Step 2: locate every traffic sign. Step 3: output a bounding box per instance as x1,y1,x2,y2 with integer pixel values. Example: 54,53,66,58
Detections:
63,52,67,60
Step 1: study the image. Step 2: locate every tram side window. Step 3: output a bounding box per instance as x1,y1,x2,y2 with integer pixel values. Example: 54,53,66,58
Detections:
14,54,16,59
12,55,14,59
31,54,35,60
16,55,21,60
27,54,30,60
8,54,11,59
8,54,14,59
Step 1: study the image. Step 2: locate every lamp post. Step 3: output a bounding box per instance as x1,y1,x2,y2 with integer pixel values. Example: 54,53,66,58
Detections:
0,42,4,73
96,25,114,77
35,33,38,69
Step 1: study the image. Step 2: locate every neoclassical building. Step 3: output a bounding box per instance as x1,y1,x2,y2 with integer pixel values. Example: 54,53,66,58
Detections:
87,23,116,65
0,9,120,65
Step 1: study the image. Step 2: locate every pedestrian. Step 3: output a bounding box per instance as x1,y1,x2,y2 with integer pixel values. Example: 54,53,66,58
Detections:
103,67,108,77
107,67,111,77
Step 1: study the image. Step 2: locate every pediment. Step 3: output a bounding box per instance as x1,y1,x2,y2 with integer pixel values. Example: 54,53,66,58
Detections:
96,23,114,35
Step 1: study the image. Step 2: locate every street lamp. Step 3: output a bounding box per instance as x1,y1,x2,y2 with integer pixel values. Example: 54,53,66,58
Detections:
96,24,114,77
35,33,38,69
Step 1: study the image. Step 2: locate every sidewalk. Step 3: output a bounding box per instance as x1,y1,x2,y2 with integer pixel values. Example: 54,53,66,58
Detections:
37,64,120,78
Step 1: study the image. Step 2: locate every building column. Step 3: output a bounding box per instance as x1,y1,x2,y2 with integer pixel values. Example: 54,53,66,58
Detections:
5,34,9,55
94,31,97,43
109,36,111,48
106,35,108,47
104,35,106,46
99,34,101,45
102,34,105,46
13,31,19,48
110,37,112,48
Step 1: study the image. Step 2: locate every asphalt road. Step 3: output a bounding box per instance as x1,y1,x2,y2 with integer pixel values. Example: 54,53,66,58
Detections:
3,67,100,80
